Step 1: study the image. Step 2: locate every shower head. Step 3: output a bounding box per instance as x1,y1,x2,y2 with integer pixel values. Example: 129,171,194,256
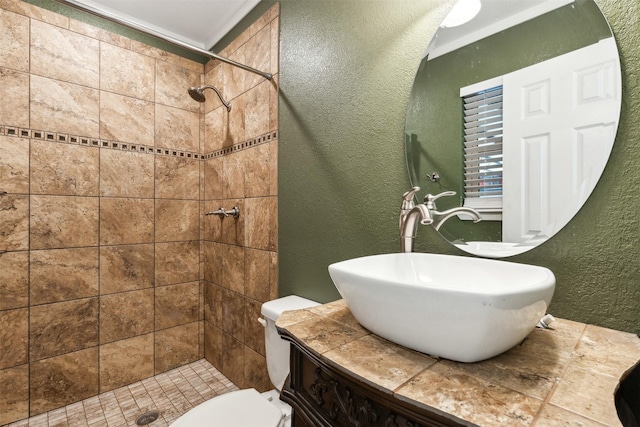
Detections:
188,87,206,103
187,85,231,111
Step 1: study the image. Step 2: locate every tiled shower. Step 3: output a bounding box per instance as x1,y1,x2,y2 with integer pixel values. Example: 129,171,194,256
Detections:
0,0,279,424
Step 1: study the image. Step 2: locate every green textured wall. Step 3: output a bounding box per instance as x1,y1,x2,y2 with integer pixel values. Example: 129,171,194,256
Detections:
278,0,640,334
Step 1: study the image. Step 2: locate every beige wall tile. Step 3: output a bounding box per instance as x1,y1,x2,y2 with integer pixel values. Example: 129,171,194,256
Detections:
29,348,99,415
30,75,100,137
155,282,199,330
0,308,28,369
30,248,99,306
99,244,154,295
245,25,271,91
155,104,200,152
30,298,99,361
100,198,154,245
204,282,222,327
30,20,99,88
99,289,154,344
0,194,28,251
0,9,29,72
222,151,245,199
100,149,154,198
220,288,244,342
99,91,154,145
155,199,199,242
99,333,154,393
243,298,265,356
154,322,199,374
203,64,224,114
204,157,224,200
0,68,29,128
9,1,69,28
269,139,278,196
220,200,245,246
204,107,226,153
244,144,270,198
245,248,270,303
155,156,199,200
244,346,270,392
221,332,244,388
225,94,245,145
30,195,99,249
0,251,28,310
244,196,276,251
0,364,29,425
269,251,278,301
0,135,29,194
245,82,271,139
69,19,130,49
204,322,223,369
203,201,223,242
269,77,278,131
131,43,202,75
30,140,99,196
203,241,222,285
223,245,244,294
224,49,247,101
100,42,155,101
155,241,199,287
155,60,201,112
270,17,279,75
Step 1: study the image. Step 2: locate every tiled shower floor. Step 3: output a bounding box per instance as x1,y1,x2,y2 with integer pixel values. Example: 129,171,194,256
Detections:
5,359,239,427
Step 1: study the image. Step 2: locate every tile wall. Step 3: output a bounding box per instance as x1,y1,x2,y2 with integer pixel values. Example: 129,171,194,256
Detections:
202,4,280,392
0,0,279,424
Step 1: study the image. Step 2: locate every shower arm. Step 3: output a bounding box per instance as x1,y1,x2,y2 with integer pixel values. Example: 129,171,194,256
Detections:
52,0,273,81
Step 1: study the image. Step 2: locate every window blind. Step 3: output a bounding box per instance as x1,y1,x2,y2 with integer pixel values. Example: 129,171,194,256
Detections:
462,85,503,211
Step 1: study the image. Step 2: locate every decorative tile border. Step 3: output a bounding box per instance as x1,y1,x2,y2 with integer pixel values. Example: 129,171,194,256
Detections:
1,125,277,161
0,124,201,160
203,131,278,159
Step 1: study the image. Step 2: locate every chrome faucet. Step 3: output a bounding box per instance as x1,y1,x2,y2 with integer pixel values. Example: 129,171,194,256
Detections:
424,191,482,231
399,187,433,253
399,187,481,252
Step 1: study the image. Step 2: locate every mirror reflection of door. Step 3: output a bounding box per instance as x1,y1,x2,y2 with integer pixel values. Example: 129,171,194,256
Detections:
405,0,621,258
502,38,619,244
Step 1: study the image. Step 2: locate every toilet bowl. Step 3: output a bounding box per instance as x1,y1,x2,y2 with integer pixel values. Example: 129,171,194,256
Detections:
170,295,319,427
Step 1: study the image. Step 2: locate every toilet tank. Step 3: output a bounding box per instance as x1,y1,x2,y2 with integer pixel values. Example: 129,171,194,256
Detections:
260,296,319,391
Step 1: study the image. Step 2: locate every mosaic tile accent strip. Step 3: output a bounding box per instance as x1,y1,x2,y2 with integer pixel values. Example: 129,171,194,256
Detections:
1,125,278,161
2,359,239,427
0,125,202,161
203,131,278,159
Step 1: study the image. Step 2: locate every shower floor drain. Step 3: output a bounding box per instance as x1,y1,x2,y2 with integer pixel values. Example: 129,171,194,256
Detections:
136,411,160,425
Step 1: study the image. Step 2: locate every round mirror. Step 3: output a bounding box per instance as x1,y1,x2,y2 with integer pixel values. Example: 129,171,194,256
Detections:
405,0,621,258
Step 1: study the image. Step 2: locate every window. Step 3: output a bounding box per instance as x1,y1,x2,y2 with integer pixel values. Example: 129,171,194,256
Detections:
461,81,503,219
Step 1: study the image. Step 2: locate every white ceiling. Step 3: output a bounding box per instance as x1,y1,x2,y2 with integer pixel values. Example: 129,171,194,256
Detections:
427,0,574,59
73,0,262,50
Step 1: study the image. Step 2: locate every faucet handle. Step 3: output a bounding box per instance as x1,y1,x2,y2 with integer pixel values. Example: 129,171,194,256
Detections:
401,186,420,210
402,186,420,202
424,191,456,209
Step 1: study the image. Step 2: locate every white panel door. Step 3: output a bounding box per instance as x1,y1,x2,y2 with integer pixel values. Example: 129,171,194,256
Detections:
502,38,620,243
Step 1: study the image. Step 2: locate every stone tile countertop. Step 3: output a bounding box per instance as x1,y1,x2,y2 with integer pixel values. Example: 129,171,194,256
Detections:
276,299,640,427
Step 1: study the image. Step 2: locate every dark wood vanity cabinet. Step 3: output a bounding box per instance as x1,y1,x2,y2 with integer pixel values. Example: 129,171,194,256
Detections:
279,336,472,427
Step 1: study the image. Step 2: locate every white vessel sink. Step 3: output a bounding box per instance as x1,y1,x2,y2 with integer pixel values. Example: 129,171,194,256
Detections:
328,253,555,363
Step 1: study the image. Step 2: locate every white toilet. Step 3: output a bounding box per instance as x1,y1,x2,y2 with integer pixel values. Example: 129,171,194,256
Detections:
170,295,319,427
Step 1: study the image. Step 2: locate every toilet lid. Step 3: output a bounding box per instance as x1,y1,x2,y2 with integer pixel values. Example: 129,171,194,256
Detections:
170,388,284,427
